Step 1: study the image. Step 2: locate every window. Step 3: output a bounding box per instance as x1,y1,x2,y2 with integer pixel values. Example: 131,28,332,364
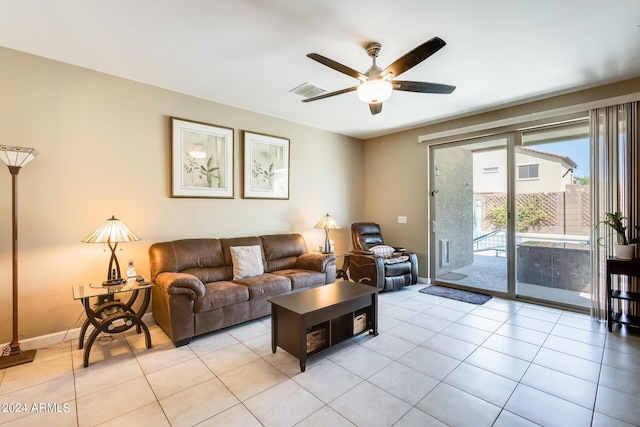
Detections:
518,164,539,179
482,166,499,174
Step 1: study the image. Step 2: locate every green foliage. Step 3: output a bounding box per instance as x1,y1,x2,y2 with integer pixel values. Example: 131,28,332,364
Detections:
485,195,548,232
595,211,640,246
184,156,219,187
252,160,275,184
516,195,548,232
576,176,590,185
486,205,508,229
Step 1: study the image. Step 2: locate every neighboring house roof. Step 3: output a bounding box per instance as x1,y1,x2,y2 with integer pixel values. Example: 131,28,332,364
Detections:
518,147,578,169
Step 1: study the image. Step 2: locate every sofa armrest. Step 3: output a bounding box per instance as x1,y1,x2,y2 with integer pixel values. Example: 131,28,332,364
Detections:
296,253,336,272
154,272,205,300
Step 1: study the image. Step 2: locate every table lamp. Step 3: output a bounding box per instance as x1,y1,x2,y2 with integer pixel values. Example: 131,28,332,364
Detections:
82,215,141,285
314,213,340,254
0,145,38,369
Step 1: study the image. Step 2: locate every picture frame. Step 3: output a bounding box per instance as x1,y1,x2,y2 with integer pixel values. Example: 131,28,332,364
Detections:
242,131,290,199
171,117,234,198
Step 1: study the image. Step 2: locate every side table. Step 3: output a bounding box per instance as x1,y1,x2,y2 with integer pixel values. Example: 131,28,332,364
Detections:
72,278,154,367
336,252,352,280
606,257,640,331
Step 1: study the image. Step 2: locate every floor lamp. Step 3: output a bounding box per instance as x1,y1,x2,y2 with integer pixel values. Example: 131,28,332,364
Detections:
0,145,38,369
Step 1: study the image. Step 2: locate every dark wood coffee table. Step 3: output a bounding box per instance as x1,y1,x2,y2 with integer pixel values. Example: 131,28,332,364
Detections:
269,281,378,372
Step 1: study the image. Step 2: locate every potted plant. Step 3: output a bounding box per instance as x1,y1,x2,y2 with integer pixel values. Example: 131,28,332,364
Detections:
596,211,640,259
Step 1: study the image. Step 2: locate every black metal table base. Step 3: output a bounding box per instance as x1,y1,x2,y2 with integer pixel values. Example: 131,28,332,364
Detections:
77,288,152,367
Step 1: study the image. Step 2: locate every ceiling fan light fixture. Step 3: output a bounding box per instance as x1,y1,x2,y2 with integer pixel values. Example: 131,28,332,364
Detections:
357,79,392,104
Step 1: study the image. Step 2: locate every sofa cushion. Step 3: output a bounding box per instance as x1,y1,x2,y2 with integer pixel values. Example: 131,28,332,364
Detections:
233,273,291,298
272,269,326,290
194,281,250,313
182,266,231,284
261,234,307,272
149,238,225,280
230,245,264,279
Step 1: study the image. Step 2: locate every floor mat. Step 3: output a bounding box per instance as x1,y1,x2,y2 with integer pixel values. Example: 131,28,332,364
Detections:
419,285,492,305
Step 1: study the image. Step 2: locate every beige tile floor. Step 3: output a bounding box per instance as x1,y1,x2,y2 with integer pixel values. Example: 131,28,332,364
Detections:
1,284,640,426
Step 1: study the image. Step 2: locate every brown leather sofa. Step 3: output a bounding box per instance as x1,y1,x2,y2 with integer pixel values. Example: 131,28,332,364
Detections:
149,233,336,346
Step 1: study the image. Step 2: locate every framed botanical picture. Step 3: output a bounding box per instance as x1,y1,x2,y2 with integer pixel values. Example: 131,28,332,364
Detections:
242,131,290,199
171,117,234,198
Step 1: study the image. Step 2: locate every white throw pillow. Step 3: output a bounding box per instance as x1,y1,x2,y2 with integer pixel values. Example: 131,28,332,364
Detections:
230,245,264,279
369,245,395,258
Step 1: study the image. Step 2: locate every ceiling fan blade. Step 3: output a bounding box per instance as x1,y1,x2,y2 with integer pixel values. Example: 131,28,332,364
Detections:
381,37,447,79
307,53,366,80
393,80,456,94
369,102,383,115
301,86,358,102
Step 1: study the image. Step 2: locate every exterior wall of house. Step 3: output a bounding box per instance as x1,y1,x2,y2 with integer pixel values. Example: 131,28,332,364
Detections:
515,150,574,194
0,47,364,341
433,146,474,274
473,150,507,193
473,148,574,194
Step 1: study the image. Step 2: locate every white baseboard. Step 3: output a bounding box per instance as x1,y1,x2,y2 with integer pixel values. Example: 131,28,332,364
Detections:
2,313,155,352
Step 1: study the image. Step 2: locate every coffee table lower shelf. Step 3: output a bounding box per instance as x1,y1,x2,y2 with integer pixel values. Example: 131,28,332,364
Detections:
269,282,378,372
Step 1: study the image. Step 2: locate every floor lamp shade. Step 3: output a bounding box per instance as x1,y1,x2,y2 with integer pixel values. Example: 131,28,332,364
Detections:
82,216,141,281
0,145,38,169
0,145,38,369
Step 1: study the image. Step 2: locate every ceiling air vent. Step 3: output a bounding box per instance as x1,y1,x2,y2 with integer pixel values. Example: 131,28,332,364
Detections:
289,82,326,99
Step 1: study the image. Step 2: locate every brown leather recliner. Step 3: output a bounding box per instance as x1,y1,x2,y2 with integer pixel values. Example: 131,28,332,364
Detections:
348,222,418,291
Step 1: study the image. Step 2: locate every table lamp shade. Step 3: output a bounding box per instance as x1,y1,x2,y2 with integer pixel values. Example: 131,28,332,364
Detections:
82,215,141,244
82,216,141,282
314,213,340,254
314,213,341,231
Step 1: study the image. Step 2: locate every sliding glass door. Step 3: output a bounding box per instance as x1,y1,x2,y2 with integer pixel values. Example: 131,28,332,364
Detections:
515,122,592,308
429,120,592,308
430,136,511,295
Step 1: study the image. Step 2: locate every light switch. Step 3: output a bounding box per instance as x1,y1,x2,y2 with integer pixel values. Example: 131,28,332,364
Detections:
398,216,407,224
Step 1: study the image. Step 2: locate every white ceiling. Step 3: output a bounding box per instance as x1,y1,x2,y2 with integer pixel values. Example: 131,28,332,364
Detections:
2,0,640,140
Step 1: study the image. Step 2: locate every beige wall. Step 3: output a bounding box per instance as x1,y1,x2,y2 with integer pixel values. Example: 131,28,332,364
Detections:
0,47,363,341
363,77,640,280
362,128,431,266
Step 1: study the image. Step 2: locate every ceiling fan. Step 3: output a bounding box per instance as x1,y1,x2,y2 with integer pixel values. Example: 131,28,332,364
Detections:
303,37,456,115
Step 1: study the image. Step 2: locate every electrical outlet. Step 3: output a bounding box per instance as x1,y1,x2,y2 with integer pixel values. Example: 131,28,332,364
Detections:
398,216,407,224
